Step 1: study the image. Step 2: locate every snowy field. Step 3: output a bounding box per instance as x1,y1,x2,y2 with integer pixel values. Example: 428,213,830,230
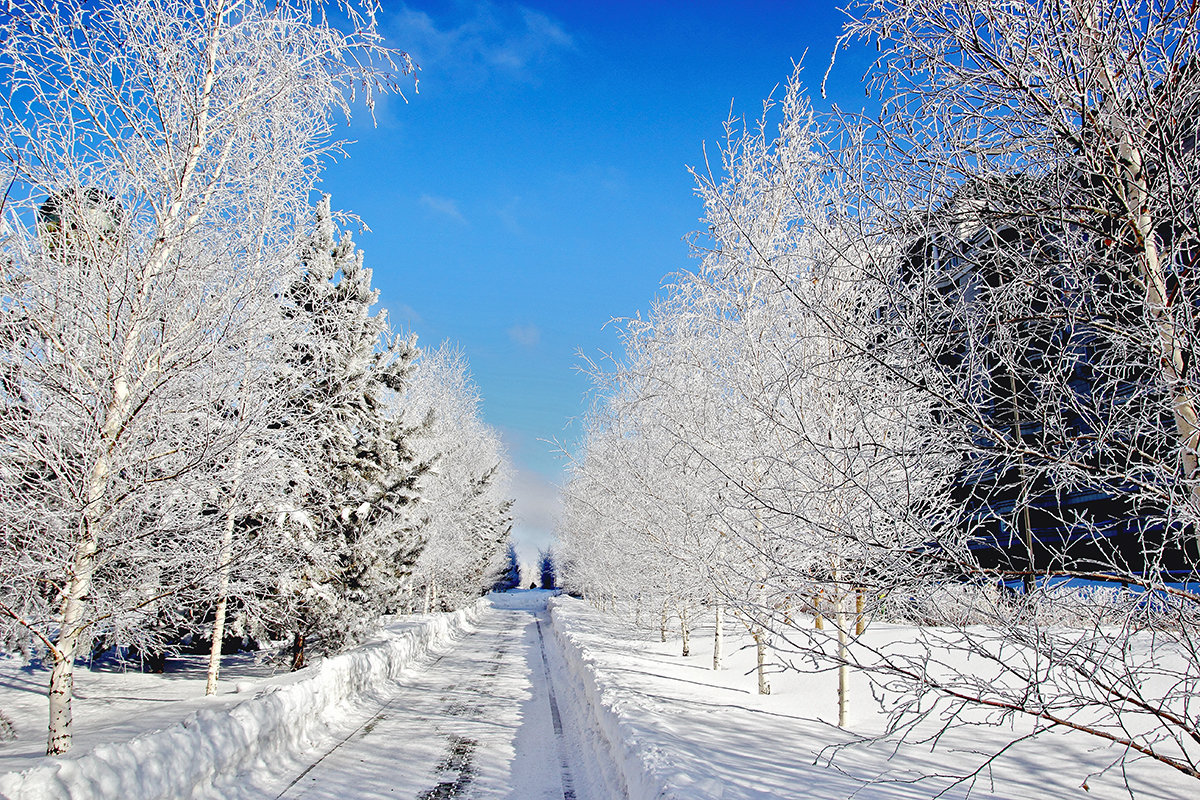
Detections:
547,596,1198,800
0,603,484,799
2,593,1196,799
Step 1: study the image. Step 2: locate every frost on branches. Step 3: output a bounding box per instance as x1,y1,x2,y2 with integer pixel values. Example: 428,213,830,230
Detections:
560,0,1200,786
404,345,515,613
561,71,945,709
0,0,512,757
267,196,429,670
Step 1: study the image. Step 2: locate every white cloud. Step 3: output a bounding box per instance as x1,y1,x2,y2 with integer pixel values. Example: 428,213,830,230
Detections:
508,323,541,348
387,303,423,329
507,466,562,578
388,2,574,85
419,193,467,224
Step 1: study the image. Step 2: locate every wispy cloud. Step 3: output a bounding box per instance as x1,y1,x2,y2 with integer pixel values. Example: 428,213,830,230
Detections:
496,195,523,235
387,303,423,330
419,194,467,224
507,465,561,575
508,323,541,348
388,2,574,86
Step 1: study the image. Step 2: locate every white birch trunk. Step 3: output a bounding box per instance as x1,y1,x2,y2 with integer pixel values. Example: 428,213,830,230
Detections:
204,525,233,696
1080,8,1200,515
754,627,771,695
48,347,134,753
712,600,723,670
834,565,849,727
45,4,228,752
679,603,690,657
206,437,245,696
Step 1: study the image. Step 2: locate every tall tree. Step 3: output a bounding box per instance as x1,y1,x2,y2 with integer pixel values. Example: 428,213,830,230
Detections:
833,0,1200,782
405,344,514,611
272,196,427,668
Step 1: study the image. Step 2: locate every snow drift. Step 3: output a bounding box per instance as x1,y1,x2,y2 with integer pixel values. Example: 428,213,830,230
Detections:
0,602,483,800
547,595,678,800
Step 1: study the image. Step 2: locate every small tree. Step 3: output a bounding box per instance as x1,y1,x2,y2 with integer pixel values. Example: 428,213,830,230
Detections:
538,551,557,589
492,545,522,593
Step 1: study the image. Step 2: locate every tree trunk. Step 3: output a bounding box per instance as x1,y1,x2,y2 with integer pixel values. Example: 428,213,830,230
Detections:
834,572,848,727
290,630,306,672
1080,13,1200,516
754,627,771,695
46,568,90,756
855,587,866,637
814,589,825,630
713,600,723,670
679,604,690,657
660,601,668,643
47,398,120,754
206,438,244,696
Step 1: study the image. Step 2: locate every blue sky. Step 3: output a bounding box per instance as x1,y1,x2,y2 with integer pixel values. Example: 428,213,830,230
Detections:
319,1,872,565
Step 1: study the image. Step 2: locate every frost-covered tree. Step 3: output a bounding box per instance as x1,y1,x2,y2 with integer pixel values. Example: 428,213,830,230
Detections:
404,344,514,611
266,196,426,668
561,70,943,706
538,551,557,590
492,544,523,593
0,0,408,753
820,0,1200,783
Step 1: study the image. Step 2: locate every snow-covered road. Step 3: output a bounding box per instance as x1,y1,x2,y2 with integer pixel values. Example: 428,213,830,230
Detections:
266,591,620,800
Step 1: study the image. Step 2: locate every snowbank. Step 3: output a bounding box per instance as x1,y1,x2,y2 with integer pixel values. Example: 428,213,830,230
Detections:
546,596,1196,800
0,601,483,800
547,596,682,800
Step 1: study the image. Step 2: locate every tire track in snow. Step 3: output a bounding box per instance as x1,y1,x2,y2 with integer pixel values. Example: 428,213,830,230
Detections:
415,734,477,799
414,640,503,799
267,596,594,799
535,619,577,800
274,653,450,799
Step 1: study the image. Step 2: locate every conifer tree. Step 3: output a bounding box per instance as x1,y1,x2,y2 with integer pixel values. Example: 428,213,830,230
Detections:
273,197,427,667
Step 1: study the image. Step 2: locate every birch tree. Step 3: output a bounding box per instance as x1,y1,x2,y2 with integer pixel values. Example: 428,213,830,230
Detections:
406,344,514,612
819,0,1200,783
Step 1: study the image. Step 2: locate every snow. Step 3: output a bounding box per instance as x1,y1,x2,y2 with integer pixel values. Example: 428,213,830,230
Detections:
0,602,484,800
546,595,1198,800
259,588,607,800
4,592,1195,799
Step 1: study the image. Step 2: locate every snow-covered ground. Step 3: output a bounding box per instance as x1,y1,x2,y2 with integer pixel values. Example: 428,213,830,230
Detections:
257,588,621,800
0,602,486,799
4,592,1194,799
547,596,1197,800
0,591,622,800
